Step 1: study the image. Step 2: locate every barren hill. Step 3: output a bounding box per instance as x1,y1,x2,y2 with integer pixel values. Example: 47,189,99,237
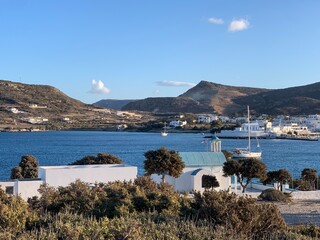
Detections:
234,82,320,115
179,81,270,115
94,99,137,110
120,80,320,115
0,80,90,116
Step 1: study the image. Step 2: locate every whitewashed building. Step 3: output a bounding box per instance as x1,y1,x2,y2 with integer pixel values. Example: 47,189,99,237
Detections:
306,114,320,131
0,164,137,200
152,136,230,193
197,114,218,124
169,120,187,128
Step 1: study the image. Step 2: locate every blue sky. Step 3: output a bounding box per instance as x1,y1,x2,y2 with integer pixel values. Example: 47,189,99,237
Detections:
1,1,320,104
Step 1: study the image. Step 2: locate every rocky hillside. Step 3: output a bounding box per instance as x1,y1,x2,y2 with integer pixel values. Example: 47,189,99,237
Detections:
0,80,90,116
122,81,270,115
122,97,214,113
234,82,320,115
0,80,152,131
120,80,320,115
94,99,137,110
179,81,270,115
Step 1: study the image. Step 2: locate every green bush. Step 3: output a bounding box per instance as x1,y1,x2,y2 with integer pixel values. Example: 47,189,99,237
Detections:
258,188,292,202
189,190,287,238
0,189,30,232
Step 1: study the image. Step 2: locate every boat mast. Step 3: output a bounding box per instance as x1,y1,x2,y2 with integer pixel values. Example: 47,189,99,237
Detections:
247,105,251,152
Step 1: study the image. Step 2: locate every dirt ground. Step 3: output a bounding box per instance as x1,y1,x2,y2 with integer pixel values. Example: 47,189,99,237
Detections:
275,200,320,225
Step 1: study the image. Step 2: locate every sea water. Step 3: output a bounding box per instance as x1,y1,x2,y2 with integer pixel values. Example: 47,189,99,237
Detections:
0,131,319,180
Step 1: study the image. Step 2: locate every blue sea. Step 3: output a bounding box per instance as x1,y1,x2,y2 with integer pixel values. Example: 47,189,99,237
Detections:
0,131,319,180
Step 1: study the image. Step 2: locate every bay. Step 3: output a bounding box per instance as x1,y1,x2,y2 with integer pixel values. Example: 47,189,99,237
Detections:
0,131,319,180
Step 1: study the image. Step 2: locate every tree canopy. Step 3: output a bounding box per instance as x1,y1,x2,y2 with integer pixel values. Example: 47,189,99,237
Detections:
144,147,185,183
301,168,318,191
69,153,123,165
262,169,292,191
10,155,39,179
202,175,220,190
223,158,266,193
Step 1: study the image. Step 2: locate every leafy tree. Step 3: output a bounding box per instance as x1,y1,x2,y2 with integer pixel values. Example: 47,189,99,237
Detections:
144,147,185,184
210,120,224,133
223,158,266,193
69,153,123,165
202,175,220,190
222,150,233,160
263,169,292,191
10,166,23,179
11,155,39,179
301,168,318,191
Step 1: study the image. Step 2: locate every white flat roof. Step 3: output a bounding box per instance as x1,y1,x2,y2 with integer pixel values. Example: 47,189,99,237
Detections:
39,164,135,170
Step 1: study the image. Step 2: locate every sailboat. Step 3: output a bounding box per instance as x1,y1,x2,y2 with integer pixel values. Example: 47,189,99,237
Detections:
233,106,262,158
161,123,168,137
161,129,168,137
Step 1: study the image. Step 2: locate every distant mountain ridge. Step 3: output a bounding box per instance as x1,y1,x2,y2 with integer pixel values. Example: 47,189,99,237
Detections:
119,80,320,115
122,97,214,113
234,81,320,115
0,80,90,117
94,99,137,110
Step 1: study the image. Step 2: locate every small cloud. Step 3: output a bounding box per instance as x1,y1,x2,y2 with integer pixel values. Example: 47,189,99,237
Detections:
228,18,250,32
153,89,160,96
89,80,110,94
208,17,224,24
156,80,196,87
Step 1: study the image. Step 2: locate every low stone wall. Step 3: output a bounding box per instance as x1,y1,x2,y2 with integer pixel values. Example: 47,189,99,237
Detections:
290,191,320,200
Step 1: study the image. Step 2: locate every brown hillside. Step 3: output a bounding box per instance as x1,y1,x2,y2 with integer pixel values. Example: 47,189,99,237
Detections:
179,81,270,115
122,97,214,113
0,80,90,116
234,82,320,115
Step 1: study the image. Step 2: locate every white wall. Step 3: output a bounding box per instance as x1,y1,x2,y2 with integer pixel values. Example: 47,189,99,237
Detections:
151,166,230,193
0,180,43,200
39,164,137,188
15,180,43,200
0,181,15,194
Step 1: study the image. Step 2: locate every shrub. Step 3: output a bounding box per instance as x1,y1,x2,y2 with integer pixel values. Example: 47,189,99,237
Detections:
69,153,123,165
0,189,30,232
258,188,292,202
189,190,287,238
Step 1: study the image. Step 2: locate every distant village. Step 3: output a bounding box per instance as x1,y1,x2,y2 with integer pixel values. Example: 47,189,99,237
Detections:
2,105,320,141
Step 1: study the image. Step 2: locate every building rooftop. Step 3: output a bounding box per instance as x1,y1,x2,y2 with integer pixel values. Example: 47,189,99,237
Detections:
179,152,226,167
39,164,135,170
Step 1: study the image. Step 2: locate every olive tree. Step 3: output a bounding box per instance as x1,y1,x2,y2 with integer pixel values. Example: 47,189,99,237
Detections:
69,153,123,165
144,147,185,184
263,169,292,191
11,155,39,179
301,168,318,191
202,175,220,190
223,158,266,193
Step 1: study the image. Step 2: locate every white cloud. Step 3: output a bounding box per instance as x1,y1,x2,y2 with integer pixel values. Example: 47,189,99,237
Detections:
89,80,110,94
228,18,250,32
208,17,224,24
153,89,160,95
156,80,196,87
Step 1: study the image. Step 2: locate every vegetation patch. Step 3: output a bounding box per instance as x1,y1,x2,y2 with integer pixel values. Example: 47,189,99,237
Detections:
258,189,292,202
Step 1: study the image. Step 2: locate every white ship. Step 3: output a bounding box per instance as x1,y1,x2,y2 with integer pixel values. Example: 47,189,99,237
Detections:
216,122,270,138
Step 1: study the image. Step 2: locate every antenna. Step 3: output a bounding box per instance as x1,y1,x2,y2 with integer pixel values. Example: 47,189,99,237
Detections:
247,105,251,152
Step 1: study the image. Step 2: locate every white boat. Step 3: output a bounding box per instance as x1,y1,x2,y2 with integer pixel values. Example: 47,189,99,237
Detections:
233,106,262,158
216,122,270,138
161,123,168,136
161,130,168,137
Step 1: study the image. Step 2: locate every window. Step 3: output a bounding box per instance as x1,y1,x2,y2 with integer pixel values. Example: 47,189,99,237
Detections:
5,186,14,195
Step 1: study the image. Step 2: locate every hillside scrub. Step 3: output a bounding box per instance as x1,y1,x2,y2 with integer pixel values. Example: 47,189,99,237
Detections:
1,178,320,239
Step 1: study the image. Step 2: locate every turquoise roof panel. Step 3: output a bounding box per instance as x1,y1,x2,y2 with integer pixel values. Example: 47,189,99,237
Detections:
179,152,226,167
